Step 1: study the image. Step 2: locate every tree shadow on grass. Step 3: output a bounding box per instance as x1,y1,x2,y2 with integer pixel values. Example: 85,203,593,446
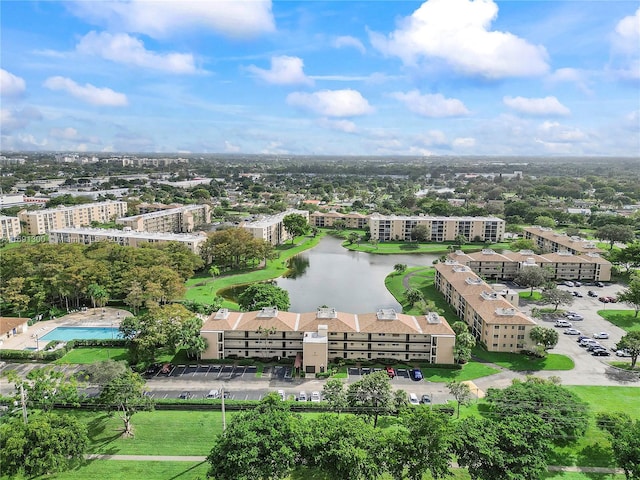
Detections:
400,243,419,250
576,443,616,469
167,460,208,480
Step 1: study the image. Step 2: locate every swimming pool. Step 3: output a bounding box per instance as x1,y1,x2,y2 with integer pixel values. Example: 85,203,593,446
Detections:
39,327,121,341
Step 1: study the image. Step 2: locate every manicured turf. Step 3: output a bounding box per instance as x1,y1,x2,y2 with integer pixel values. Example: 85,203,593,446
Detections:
55,348,130,364
566,386,640,420
421,362,500,382
598,309,640,333
343,240,512,255
519,291,542,300
472,346,575,371
1,461,209,480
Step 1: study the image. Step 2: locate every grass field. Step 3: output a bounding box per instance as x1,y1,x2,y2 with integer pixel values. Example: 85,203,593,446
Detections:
519,290,543,300
55,348,130,364
343,240,512,255
421,362,500,382
472,346,575,371
598,309,640,333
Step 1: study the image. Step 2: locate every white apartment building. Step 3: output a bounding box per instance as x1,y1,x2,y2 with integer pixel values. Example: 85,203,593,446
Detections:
116,204,211,233
18,201,128,235
369,213,505,243
0,215,21,240
523,226,605,255
241,209,310,246
49,227,207,254
200,307,456,374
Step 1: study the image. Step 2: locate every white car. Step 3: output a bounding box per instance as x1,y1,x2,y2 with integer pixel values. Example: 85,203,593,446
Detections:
555,320,572,328
593,332,609,339
310,391,322,402
564,328,581,335
298,391,307,401
615,349,632,357
409,393,419,405
277,389,286,401
564,311,579,317
566,314,584,321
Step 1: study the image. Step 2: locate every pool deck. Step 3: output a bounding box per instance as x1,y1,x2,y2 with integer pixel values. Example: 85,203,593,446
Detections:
0,307,132,351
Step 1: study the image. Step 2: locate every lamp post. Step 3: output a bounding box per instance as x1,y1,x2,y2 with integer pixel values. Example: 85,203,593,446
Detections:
220,385,226,432
35,334,39,351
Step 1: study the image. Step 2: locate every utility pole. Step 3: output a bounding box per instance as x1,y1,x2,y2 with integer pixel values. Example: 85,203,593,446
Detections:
20,384,28,424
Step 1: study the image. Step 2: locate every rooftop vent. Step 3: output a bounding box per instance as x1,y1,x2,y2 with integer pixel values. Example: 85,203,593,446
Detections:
316,307,338,319
481,291,499,301
257,307,278,318
481,249,496,255
465,277,483,285
453,265,471,273
495,307,516,316
426,312,441,324
557,250,573,256
519,249,534,255
444,259,458,266
214,309,230,320
376,308,398,321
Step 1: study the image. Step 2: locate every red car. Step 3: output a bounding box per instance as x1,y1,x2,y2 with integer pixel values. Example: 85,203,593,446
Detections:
598,297,610,303
386,366,396,378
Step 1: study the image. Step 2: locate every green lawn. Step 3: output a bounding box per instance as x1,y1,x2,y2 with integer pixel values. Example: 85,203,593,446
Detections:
55,348,130,365
421,362,500,382
567,386,640,420
598,309,640,333
519,290,542,300
472,346,575,371
343,240,511,255
2,461,210,480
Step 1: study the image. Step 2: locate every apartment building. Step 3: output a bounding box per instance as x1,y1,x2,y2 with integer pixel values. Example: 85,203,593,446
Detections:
448,248,612,282
309,211,369,229
116,204,210,233
369,213,505,243
523,226,605,255
200,307,455,375
49,227,207,254
434,260,537,353
134,202,184,215
18,201,128,235
0,215,21,240
241,209,310,246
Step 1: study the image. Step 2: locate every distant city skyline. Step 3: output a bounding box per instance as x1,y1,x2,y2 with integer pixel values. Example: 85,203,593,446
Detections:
1,0,639,156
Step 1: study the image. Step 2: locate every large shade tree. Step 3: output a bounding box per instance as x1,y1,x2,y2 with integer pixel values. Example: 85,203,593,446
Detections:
616,274,640,318
99,370,153,437
597,412,640,480
346,370,394,427
238,282,290,311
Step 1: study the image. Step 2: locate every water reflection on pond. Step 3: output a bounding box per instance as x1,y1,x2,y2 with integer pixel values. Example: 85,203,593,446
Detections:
275,235,439,313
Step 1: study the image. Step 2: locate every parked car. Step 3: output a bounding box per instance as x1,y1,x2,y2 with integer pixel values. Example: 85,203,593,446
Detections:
572,291,584,298
386,366,396,378
566,314,584,321
595,282,605,287
409,393,420,405
592,349,611,356
178,391,192,400
555,320,572,328
576,335,589,342
587,343,604,352
562,281,575,287
160,363,174,374
206,389,220,399
599,296,610,303
579,339,599,347
606,296,618,303
593,332,610,339
564,311,579,317
277,389,286,401
574,281,582,287
411,368,423,381
421,394,432,404
616,349,632,357
298,391,307,402
310,391,322,402
564,328,581,335
587,290,598,297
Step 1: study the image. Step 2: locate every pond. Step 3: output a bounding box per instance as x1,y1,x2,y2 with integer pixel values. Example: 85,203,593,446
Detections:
275,235,440,313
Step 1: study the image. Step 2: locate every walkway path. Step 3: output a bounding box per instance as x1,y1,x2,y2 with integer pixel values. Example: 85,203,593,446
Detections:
82,454,625,474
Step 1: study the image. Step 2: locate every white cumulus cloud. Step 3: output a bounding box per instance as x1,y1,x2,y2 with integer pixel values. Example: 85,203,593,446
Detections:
77,31,197,74
333,36,366,54
369,0,549,79
1,107,42,132
503,96,570,116
418,130,448,147
317,118,358,133
246,56,313,85
453,137,476,148
43,76,128,106
611,8,640,80
68,0,275,39
538,121,586,142
0,69,26,98
286,89,373,117
391,90,469,117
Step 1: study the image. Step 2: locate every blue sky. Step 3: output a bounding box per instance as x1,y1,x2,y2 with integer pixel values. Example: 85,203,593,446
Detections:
1,0,639,156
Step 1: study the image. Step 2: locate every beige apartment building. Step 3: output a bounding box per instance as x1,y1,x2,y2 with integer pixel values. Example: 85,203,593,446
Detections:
49,227,207,254
200,307,455,375
369,213,505,243
116,204,210,233
0,215,21,240
241,209,310,246
434,260,537,353
309,211,369,229
18,201,128,235
523,226,605,255
448,248,612,282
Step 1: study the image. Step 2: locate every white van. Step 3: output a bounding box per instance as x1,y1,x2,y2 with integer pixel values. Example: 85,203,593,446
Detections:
409,393,419,405
206,389,220,399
